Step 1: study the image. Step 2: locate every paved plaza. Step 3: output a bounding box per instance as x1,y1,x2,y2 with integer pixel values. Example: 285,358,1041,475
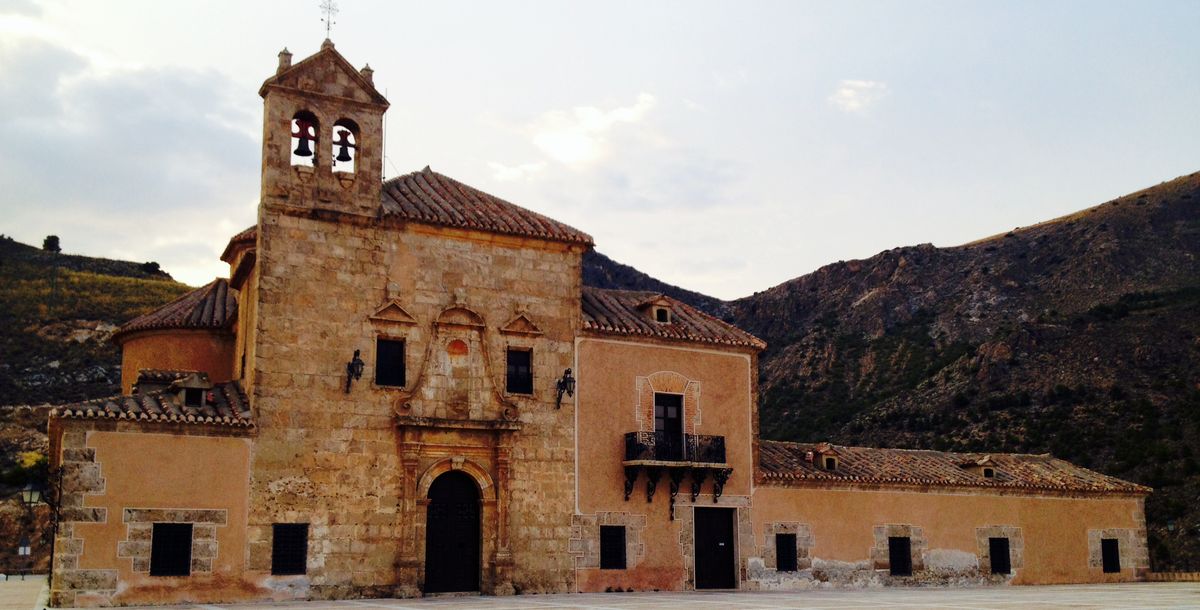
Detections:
94,583,1200,610
3,580,1198,610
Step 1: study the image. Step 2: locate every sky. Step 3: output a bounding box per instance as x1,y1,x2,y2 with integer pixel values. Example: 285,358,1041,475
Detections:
0,0,1197,300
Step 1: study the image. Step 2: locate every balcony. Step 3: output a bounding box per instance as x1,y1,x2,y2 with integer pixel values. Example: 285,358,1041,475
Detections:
621,431,732,520
623,431,726,465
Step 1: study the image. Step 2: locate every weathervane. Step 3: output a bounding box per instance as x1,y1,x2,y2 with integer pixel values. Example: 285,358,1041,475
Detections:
320,0,338,39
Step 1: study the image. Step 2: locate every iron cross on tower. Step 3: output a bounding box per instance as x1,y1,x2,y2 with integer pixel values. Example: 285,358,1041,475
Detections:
320,0,338,39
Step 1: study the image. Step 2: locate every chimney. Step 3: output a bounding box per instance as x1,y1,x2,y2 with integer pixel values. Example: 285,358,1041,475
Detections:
277,48,292,74
360,64,374,86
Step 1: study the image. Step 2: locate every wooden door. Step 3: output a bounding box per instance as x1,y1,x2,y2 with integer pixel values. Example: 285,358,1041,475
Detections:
694,507,736,589
424,471,481,593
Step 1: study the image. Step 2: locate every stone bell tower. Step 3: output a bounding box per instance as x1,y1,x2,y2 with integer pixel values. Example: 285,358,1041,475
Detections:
258,39,389,218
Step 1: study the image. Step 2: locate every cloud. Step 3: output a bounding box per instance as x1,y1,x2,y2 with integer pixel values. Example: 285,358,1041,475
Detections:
528,93,656,166
828,79,889,113
0,0,41,17
0,33,258,287
488,160,546,182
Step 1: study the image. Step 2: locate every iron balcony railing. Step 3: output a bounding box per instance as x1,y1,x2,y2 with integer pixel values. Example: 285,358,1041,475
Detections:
623,431,726,464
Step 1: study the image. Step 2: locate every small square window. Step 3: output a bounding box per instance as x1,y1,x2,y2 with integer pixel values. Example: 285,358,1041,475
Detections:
506,348,533,395
655,308,670,323
823,456,837,470
775,533,798,572
150,523,193,577
375,338,406,387
184,388,203,407
600,525,626,570
272,523,309,575
983,467,995,478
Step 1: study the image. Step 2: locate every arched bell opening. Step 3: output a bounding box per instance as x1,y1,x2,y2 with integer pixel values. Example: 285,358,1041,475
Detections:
290,110,320,167
423,470,481,593
332,118,359,174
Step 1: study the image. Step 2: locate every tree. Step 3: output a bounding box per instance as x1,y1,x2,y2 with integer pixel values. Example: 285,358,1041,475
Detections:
42,235,61,253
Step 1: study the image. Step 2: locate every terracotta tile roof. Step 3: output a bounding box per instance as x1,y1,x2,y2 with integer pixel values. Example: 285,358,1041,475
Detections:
135,369,208,386
582,287,765,350
220,225,257,263
758,440,1149,495
113,278,237,341
50,382,253,428
381,167,594,246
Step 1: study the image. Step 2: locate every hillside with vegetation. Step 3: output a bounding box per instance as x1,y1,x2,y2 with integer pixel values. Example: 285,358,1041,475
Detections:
0,235,190,557
723,171,1200,571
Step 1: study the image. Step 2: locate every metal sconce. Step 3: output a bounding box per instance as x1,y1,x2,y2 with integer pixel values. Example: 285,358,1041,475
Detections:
345,349,365,393
20,482,42,508
555,368,575,409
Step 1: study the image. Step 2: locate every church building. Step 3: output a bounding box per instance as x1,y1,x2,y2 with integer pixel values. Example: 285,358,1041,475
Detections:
45,42,1149,607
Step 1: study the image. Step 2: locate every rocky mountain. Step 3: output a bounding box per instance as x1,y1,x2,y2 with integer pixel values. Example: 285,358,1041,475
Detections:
724,171,1200,570
583,250,729,318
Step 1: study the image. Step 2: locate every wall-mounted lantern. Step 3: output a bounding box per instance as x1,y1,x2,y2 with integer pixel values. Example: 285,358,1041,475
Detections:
20,482,42,508
555,368,575,409
345,349,365,393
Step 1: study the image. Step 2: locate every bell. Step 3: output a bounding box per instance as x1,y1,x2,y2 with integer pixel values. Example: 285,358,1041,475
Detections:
334,129,355,163
292,119,315,157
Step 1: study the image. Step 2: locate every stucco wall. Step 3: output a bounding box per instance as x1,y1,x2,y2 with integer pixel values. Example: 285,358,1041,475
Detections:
573,337,757,592
118,330,236,394
748,485,1148,587
50,427,253,606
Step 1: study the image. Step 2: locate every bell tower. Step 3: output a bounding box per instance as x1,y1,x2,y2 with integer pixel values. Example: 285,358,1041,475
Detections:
258,40,389,218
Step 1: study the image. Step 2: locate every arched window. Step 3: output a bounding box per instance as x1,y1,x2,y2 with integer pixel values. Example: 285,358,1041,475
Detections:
332,118,359,174
290,111,319,167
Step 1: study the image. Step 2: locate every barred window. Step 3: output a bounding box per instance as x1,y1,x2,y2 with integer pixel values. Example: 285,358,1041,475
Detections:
150,523,193,577
1101,538,1121,573
775,533,798,572
272,523,309,575
599,525,626,570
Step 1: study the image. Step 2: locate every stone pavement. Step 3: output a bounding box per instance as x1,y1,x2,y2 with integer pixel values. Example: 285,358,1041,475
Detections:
93,583,1200,610
0,577,45,610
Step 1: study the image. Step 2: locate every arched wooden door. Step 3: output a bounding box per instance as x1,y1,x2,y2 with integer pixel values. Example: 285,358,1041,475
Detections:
424,470,481,593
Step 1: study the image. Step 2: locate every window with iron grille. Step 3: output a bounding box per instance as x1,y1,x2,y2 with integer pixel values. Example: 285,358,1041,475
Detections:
150,523,193,577
888,536,912,576
988,537,1011,574
375,338,406,387
775,533,798,572
506,348,533,395
599,525,626,570
1101,538,1121,573
272,523,309,575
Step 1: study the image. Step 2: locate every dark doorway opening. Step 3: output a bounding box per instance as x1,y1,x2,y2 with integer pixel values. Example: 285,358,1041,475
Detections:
988,537,1011,575
424,470,481,593
694,507,736,589
888,536,913,576
1101,538,1121,573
